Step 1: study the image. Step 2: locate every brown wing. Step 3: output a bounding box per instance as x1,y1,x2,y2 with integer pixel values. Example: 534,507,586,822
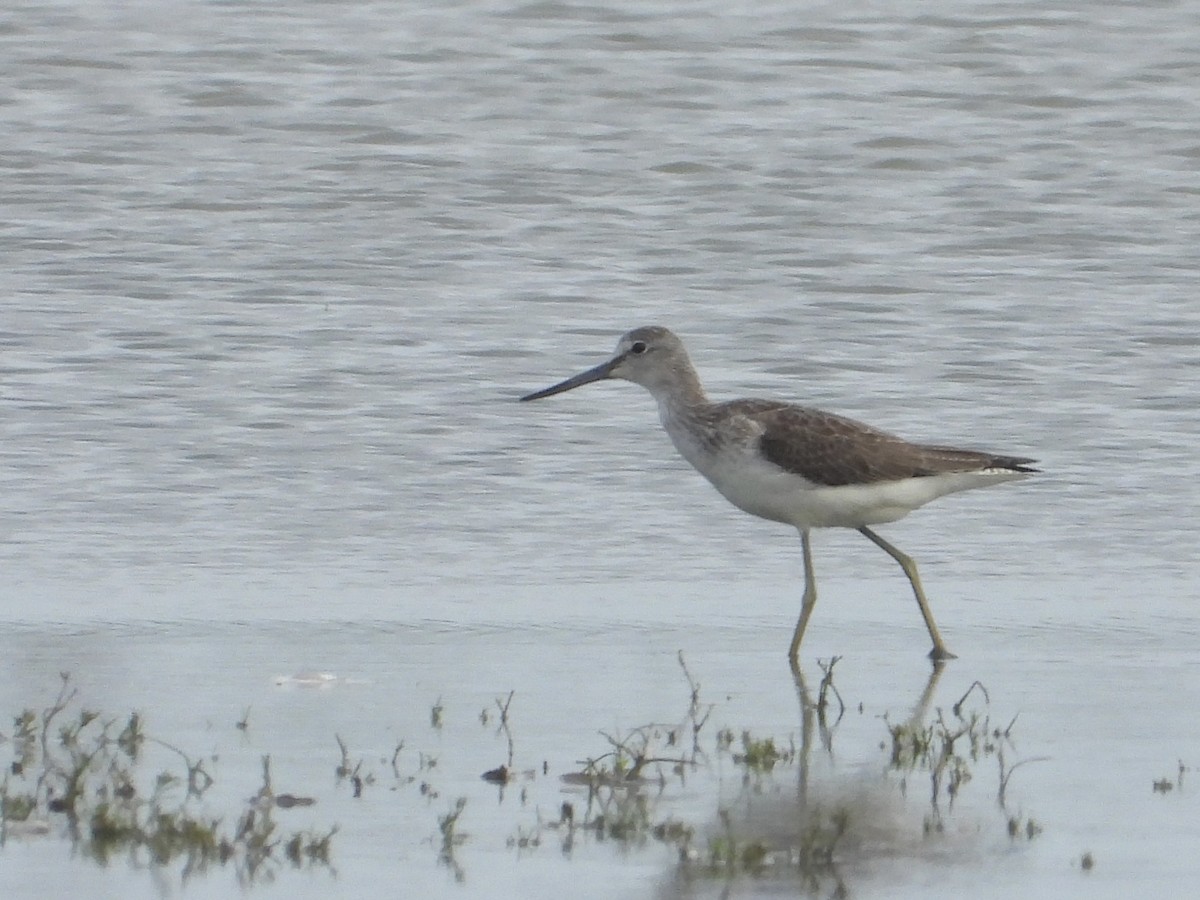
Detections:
732,400,1037,487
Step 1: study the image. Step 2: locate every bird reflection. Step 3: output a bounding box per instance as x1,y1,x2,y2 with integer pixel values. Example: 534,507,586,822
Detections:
791,659,947,804
649,657,1030,900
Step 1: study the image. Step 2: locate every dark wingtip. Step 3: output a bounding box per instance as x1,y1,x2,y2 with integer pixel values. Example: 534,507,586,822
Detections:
1000,457,1039,474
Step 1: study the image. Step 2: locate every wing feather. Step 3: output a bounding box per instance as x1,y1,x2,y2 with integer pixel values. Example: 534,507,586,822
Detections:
725,400,1037,487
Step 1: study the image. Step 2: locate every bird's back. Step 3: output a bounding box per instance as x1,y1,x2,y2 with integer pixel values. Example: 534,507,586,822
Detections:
660,397,1036,529
729,399,1036,487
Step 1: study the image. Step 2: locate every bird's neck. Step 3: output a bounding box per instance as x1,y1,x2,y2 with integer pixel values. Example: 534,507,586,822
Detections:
648,364,709,419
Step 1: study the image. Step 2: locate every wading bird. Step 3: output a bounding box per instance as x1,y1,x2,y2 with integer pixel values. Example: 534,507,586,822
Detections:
520,326,1037,662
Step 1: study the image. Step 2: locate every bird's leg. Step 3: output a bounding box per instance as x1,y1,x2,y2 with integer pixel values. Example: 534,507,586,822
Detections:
857,526,957,661
789,529,818,665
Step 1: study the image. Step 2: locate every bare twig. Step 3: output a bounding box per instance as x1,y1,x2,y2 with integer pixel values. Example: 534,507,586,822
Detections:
495,691,515,769
952,681,990,718
816,656,846,726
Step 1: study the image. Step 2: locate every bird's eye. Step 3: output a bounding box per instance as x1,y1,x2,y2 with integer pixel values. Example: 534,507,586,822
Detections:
630,341,648,355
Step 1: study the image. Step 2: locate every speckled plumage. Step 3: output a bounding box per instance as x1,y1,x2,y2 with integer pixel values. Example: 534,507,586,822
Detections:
520,326,1038,662
668,397,1036,489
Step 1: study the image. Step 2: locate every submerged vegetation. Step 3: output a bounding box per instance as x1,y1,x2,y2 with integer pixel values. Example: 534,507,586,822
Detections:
0,674,334,885
368,653,1040,896
4,658,1047,895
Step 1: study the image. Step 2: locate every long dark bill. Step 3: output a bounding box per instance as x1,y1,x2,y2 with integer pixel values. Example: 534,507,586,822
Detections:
519,356,621,401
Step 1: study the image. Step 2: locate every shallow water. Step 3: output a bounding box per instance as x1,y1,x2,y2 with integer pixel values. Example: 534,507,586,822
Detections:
3,0,1200,896
3,576,1199,899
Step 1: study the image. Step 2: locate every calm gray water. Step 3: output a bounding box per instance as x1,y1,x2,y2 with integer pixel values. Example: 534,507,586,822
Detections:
2,0,1199,897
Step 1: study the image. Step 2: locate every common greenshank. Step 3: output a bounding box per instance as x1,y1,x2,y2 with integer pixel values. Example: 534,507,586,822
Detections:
520,326,1037,662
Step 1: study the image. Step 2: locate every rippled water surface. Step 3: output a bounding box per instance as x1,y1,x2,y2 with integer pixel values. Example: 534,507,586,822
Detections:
2,0,1198,897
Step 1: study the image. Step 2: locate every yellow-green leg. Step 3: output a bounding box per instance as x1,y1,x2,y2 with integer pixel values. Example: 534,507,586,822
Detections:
858,526,957,660
788,529,818,665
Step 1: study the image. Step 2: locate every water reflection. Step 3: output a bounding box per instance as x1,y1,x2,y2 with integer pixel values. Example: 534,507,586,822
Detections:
655,659,1024,898
792,659,947,797
0,675,334,888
